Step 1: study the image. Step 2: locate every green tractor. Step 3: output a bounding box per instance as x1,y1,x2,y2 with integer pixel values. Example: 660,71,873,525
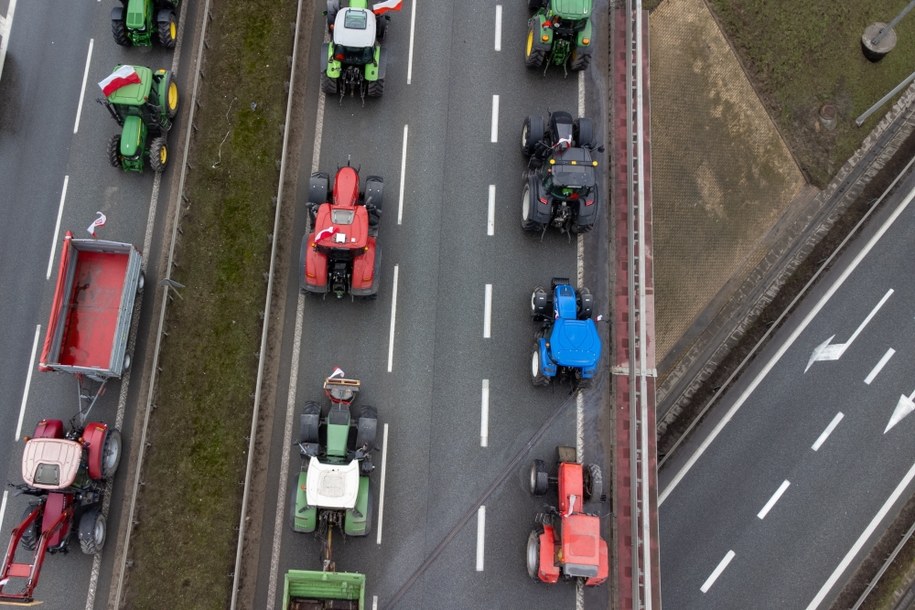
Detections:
292,374,378,569
525,0,594,73
321,1,403,101
100,65,179,174
111,0,180,49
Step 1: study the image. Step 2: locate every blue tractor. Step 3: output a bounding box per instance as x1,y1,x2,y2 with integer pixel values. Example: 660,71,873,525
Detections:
530,278,602,389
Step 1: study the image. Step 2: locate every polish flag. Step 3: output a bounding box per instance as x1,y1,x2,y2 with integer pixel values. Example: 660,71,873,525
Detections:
314,225,337,242
87,211,107,237
329,367,345,379
372,0,403,15
98,66,141,97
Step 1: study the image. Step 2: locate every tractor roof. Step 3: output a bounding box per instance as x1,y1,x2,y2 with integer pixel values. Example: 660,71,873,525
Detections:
548,147,597,189
333,7,377,48
561,513,603,576
107,65,154,106
305,459,361,509
549,318,601,368
21,438,82,490
552,0,593,20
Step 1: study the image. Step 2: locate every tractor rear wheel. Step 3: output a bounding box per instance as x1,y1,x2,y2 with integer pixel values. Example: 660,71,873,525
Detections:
570,47,591,71
321,73,339,95
525,28,546,68
530,459,549,495
531,344,550,386
111,17,130,46
78,509,106,555
526,530,541,580
300,401,320,444
367,78,384,97
19,505,40,552
571,220,594,234
167,80,179,119
158,12,177,48
521,184,544,233
149,137,168,173
521,115,545,156
101,429,122,479
354,405,378,451
573,117,595,148
108,135,122,169
583,463,603,501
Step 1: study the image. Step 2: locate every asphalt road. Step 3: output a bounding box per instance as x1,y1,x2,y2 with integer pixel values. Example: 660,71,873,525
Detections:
659,165,915,609
252,1,614,609
0,0,196,607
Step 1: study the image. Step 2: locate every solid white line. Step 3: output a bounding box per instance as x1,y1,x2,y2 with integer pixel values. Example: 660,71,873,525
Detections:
398,125,408,225
15,325,41,441
576,391,584,462
483,284,492,338
494,5,502,51
487,185,495,236
811,412,844,452
406,0,417,84
806,458,915,609
372,596,378,610
660,183,915,505
376,423,389,545
46,175,69,279
864,348,895,385
578,69,585,117
387,265,399,372
476,505,486,571
73,39,94,134
0,0,17,83
480,380,490,447
701,550,735,593
490,95,499,143
0,491,7,541
757,480,790,519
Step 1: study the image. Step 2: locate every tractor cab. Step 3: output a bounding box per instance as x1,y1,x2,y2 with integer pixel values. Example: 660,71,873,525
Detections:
305,459,361,510
102,65,175,132
549,0,593,33
544,149,597,196
332,8,378,64
312,166,371,252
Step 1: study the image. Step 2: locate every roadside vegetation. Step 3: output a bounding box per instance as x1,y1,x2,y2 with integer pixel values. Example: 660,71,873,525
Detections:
123,1,296,608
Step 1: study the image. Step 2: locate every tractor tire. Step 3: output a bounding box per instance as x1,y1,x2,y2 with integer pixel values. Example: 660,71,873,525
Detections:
528,0,547,10
375,15,387,41
366,78,384,98
530,459,549,495
531,286,548,319
531,344,550,387
111,17,130,47
573,117,595,149
577,287,594,320
299,401,320,444
19,505,40,552
521,115,545,156
321,73,339,95
521,183,544,233
108,135,122,169
355,405,378,451
101,429,122,480
570,47,591,72
158,11,178,48
78,509,106,555
571,220,594,234
526,530,541,580
308,171,329,206
149,137,168,173
525,28,546,68
326,0,340,31
583,463,603,502
167,80,179,119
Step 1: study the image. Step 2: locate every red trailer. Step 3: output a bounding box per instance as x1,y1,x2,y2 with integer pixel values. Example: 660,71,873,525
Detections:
39,231,143,421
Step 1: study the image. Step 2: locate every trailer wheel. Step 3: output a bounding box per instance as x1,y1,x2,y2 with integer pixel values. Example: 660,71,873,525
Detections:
299,402,320,444
583,463,603,502
526,530,541,580
108,135,122,169
530,459,549,495
79,509,106,555
19,505,40,552
122,354,131,372
531,345,550,386
101,429,122,479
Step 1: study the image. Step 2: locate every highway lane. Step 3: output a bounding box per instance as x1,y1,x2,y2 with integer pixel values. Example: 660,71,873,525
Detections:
659,165,915,609
256,1,613,609
0,0,192,607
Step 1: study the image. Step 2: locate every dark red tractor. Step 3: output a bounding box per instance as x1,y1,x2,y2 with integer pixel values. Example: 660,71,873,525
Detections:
526,446,608,587
0,418,121,604
300,160,383,299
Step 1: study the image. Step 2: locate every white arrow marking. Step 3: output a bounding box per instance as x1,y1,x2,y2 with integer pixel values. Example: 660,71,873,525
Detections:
805,288,893,372
886,391,915,433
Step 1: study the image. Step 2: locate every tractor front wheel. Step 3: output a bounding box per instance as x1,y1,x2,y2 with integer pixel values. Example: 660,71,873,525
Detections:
19,505,40,552
354,405,378,451
521,115,544,156
158,12,177,48
526,530,541,580
525,29,546,68
573,117,595,149
530,459,549,495
367,78,384,98
531,345,550,386
321,73,339,95
300,402,320,444
584,463,603,502
108,135,122,169
111,18,130,46
78,509,106,555
101,429,122,479
149,137,168,173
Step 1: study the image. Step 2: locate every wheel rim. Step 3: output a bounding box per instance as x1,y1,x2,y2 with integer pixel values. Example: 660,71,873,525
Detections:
170,21,176,40
526,531,539,579
526,30,534,58
530,291,537,313
94,515,106,548
529,463,538,494
522,123,528,150
168,81,178,111
103,431,121,475
522,185,531,221
531,349,539,379
159,145,168,165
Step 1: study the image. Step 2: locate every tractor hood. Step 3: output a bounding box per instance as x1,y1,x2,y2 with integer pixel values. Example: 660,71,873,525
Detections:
333,7,377,48
22,438,82,490
552,0,592,20
305,459,360,509
106,65,153,105
548,318,601,368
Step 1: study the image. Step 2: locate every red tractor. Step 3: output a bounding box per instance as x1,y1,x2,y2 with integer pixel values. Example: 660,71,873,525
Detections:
0,418,121,604
300,160,383,299
526,446,608,587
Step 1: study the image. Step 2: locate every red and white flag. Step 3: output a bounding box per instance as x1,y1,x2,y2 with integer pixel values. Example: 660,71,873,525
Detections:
87,211,107,237
373,0,403,15
314,225,337,242
329,367,345,379
98,66,140,97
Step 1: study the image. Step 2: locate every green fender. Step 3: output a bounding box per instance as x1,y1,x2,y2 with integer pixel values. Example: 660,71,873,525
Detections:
326,42,342,79
364,45,383,82
529,13,553,50
343,476,371,536
576,18,593,51
292,470,316,533
120,115,144,158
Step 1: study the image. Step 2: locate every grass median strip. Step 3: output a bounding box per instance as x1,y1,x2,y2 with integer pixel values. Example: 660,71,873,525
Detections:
124,1,296,608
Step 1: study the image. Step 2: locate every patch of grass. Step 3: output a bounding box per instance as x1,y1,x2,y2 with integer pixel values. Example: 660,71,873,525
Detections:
123,1,296,608
704,0,915,187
